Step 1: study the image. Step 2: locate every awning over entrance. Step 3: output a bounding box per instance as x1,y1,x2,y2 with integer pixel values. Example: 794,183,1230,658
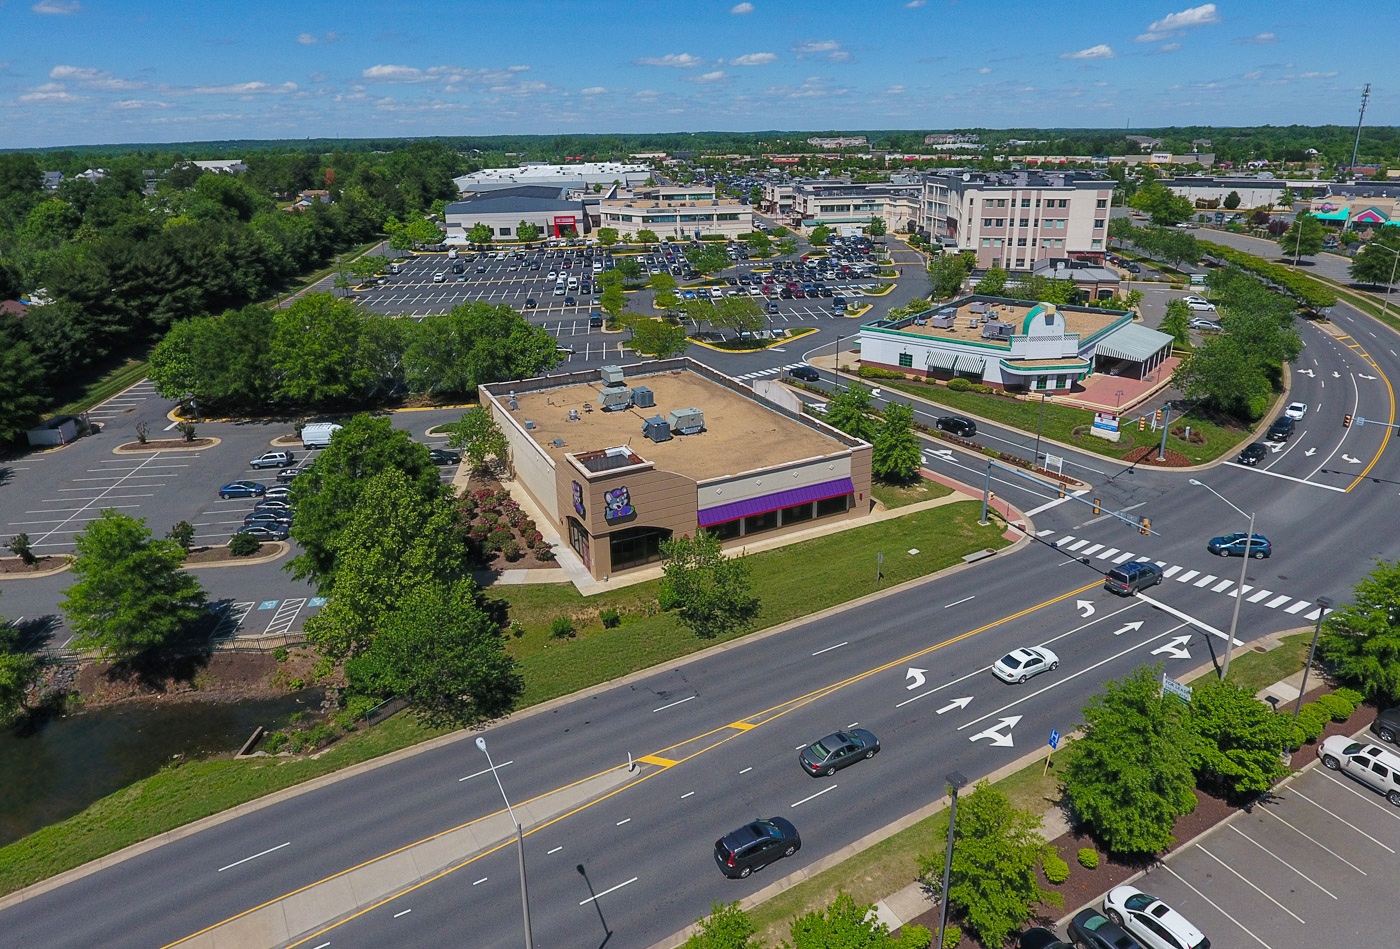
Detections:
954,354,986,374
923,349,959,371
1095,323,1174,363
698,477,854,527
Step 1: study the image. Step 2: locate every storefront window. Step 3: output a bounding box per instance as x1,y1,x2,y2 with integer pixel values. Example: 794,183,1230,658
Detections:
781,502,814,525
816,495,851,517
711,519,742,540
608,526,672,571
568,518,591,569
743,510,779,535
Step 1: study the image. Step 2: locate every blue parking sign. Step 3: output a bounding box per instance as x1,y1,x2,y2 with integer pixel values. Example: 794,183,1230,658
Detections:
1048,729,1060,750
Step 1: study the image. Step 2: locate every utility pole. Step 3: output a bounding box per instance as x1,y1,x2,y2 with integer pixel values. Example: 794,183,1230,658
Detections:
1350,83,1371,177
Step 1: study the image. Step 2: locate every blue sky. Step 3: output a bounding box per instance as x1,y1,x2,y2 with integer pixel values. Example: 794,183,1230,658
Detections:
3,0,1395,149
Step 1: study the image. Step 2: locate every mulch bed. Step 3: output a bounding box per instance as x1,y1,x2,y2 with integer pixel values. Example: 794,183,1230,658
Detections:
118,438,217,451
1120,445,1193,467
182,543,284,565
0,556,66,576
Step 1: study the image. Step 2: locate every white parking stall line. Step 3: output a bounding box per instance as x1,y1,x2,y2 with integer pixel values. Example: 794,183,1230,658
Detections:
263,598,307,636
1290,786,1396,852
1247,589,1274,603
1257,806,1368,874
1264,595,1292,609
1227,825,1337,899
211,602,255,638
1158,863,1275,949
1197,844,1305,923
1162,565,1182,578
1176,569,1199,583
1284,600,1311,614
1193,574,1218,588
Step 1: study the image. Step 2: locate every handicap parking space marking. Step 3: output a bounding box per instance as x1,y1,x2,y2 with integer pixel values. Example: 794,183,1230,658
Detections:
264,598,308,635
211,601,255,639
308,596,327,608
257,599,280,611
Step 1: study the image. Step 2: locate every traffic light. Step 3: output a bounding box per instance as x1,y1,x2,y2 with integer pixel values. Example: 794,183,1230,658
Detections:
1154,409,1162,423
1343,414,1352,428
1093,498,1101,515
1139,516,1151,536
1138,416,1146,431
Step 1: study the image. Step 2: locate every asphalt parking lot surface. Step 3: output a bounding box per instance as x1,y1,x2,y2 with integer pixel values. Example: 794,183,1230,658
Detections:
1062,726,1400,948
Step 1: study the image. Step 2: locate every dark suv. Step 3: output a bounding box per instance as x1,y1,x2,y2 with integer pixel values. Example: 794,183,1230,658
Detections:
935,415,978,438
1104,561,1164,596
1266,416,1295,441
788,365,820,382
713,817,800,879
1372,707,1400,744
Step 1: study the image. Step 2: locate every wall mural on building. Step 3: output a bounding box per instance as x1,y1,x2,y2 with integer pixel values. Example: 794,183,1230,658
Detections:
604,486,635,522
572,481,586,519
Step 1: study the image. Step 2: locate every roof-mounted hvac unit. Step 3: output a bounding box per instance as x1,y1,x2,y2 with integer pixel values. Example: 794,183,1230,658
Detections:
600,365,626,387
632,386,655,408
643,415,672,443
668,407,705,435
598,387,633,411
981,321,1014,341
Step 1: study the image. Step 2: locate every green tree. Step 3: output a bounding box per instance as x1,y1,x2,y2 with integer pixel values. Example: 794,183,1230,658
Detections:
808,224,834,246
1318,559,1400,702
771,225,791,238
516,221,541,243
288,414,445,591
742,231,772,256
777,237,798,256
445,406,509,473
343,579,521,728
348,256,382,281
973,266,1007,296
0,326,48,445
402,301,561,398
1279,187,1295,208
1129,181,1194,226
1063,666,1197,855
871,402,922,483
1004,273,1074,306
711,295,765,338
637,228,660,246
649,271,680,310
271,293,375,406
824,383,876,442
617,257,644,281
626,315,691,358
686,245,731,276
1278,212,1324,262
0,650,41,725
866,216,887,237
1223,190,1242,210
926,253,971,299
600,283,627,322
1185,678,1291,797
659,530,760,640
1159,299,1193,349
683,902,760,949
597,226,619,246
1350,236,1400,288
467,222,492,246
785,892,930,949
923,781,1058,948
60,509,208,660
404,216,445,247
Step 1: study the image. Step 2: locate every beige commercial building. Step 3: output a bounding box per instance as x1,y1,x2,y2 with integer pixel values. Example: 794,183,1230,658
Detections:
480,359,871,580
598,185,752,240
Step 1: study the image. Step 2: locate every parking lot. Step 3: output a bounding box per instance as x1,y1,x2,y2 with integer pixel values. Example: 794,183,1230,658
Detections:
1065,726,1400,948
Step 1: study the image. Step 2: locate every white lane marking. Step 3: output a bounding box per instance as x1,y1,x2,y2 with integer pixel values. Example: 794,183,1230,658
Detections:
459,760,513,782
1162,565,1181,577
681,791,695,799
1159,863,1275,949
1198,844,1305,922
791,785,839,808
1265,595,1292,608
1294,784,1397,851
579,876,638,905
739,767,753,774
944,596,975,608
1229,462,1348,491
1023,491,1085,516
473,877,488,885
312,943,330,949
812,641,849,656
1257,806,1367,874
1112,551,1136,564
1247,589,1273,602
1228,825,1336,898
1194,574,1218,587
1285,600,1312,614
653,695,696,712
393,909,411,918
216,841,291,873
1176,570,1199,583
547,846,563,854
616,818,631,826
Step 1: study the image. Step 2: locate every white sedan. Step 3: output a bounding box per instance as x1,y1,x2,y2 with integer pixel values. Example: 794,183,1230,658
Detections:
991,646,1059,683
1184,299,1216,312
1285,401,1308,420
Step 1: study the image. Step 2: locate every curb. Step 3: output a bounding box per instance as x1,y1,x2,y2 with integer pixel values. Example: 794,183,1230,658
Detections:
0,557,74,581
182,542,289,570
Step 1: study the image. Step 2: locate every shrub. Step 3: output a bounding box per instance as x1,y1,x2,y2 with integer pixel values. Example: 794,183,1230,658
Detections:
228,533,262,556
6,532,38,566
1077,848,1100,870
599,608,621,629
501,540,524,562
176,420,197,442
1042,853,1070,884
550,616,576,639
509,621,526,639
487,527,514,551
1334,686,1364,708
857,366,907,380
166,520,196,550
263,731,289,753
940,924,961,949
535,546,556,561
1289,702,1330,748
947,377,974,392
657,582,682,612
135,421,149,444
1316,691,1357,722
271,646,289,662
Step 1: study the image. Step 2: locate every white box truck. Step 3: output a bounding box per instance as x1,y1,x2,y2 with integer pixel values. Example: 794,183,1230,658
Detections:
448,247,458,259
301,422,342,449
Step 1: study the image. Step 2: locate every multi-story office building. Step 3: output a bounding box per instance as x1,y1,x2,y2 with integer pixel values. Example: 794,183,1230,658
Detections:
920,170,1114,270
598,185,752,239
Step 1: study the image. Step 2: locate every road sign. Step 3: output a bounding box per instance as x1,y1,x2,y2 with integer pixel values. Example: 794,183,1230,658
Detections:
1048,729,1060,750
1161,673,1193,702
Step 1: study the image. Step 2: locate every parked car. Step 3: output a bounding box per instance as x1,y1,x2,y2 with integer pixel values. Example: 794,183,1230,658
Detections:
249,450,295,469
244,511,293,528
524,298,537,309
1319,735,1400,807
218,480,265,500
1372,707,1400,744
253,499,295,513
1188,317,1220,330
1068,908,1145,949
589,312,604,328
1184,300,1216,312
1236,443,1267,466
935,415,978,438
713,818,801,879
1207,532,1271,558
233,524,288,542
428,447,461,466
788,365,820,382
1104,561,1163,596
1102,887,1208,949
1284,401,1308,420
275,465,306,483
1017,928,1072,949
992,646,1059,683
263,485,292,500
798,729,880,777
1265,416,1295,441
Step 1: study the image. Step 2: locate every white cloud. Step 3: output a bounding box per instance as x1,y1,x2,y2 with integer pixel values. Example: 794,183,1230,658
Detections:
637,53,703,68
793,40,850,62
47,65,142,90
885,84,907,94
1242,32,1277,44
1061,44,1114,60
297,31,340,45
19,83,84,102
730,52,777,66
50,65,101,80
1135,32,1169,42
362,64,425,82
192,81,298,95
1159,43,1182,52
1148,4,1219,33
978,66,993,74
731,2,754,12
694,70,727,83
112,99,172,110
580,86,607,95
906,0,926,6
508,64,531,72
32,0,81,14
1242,69,1263,80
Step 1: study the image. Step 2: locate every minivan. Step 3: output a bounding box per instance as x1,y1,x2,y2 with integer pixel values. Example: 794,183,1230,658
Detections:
1104,561,1163,596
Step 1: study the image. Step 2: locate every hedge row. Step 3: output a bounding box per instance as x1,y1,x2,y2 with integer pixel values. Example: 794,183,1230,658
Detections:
1199,240,1338,309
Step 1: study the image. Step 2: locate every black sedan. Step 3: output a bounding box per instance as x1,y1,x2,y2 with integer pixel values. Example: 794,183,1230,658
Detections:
798,728,880,777
523,298,537,309
428,447,461,466
1236,443,1267,466
1067,908,1145,949
219,480,265,500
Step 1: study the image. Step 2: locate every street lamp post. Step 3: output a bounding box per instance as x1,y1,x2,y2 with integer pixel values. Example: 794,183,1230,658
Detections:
834,334,843,389
1189,479,1254,680
476,736,534,949
1033,392,1049,469
1370,243,1400,325
935,771,969,949
1293,595,1335,721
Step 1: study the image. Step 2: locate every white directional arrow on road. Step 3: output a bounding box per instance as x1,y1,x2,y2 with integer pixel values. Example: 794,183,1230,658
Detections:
969,716,1022,747
1151,635,1193,659
937,696,974,715
1342,454,1362,464
1296,368,1315,377
1333,371,1341,378
1304,447,1316,457
926,449,955,461
906,668,928,690
1112,621,1145,636
1358,373,1377,380
1268,442,1286,453
1076,600,1095,618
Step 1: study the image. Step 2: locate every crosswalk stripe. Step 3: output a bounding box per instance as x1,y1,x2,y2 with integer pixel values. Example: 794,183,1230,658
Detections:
1212,579,1235,593
1194,574,1218,587
1247,589,1273,602
1177,570,1199,582
1056,535,1077,547
1265,595,1292,608
1096,547,1120,560
1113,551,1136,564
1080,543,1104,556
1037,529,1056,537
1163,565,1181,577
1065,539,1088,551
1285,600,1311,614
1228,584,1252,598
1303,608,1324,621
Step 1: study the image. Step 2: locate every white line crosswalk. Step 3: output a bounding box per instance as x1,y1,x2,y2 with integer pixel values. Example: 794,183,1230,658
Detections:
735,363,808,383
1036,529,1330,619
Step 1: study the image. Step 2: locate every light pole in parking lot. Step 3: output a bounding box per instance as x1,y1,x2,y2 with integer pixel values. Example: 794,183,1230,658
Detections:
476,736,533,949
1188,479,1254,680
935,770,969,949
1294,595,1335,722
834,334,843,389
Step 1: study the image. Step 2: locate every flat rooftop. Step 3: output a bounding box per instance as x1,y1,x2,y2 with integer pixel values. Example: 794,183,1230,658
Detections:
870,297,1124,349
504,367,854,482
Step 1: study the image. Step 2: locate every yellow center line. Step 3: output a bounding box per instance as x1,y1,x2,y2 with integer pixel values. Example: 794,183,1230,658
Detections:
170,578,1102,948
1336,338,1394,491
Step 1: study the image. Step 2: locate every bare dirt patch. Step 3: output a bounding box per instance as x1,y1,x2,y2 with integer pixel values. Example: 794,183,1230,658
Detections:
0,556,68,576
70,648,326,709
116,438,217,452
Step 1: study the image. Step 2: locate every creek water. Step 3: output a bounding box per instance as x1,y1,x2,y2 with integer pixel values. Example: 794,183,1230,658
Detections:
0,690,323,848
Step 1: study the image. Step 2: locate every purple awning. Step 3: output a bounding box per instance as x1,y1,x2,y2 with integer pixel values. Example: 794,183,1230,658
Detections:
698,477,855,527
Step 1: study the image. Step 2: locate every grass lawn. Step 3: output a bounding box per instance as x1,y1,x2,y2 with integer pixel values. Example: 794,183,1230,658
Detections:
496,501,1008,707
880,377,1248,464
1224,632,1314,696
54,358,151,417
0,713,450,897
870,478,954,509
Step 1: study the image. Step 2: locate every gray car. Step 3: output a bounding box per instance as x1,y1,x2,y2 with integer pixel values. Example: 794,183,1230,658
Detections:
798,728,880,776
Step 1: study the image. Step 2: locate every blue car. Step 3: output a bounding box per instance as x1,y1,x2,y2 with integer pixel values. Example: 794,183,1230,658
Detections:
219,480,266,500
1207,532,1271,559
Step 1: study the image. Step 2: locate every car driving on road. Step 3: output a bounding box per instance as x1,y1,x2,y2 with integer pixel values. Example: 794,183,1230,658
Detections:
798,729,880,776
713,818,801,879
1103,561,1163,596
1236,443,1267,466
1265,416,1294,441
992,646,1059,683
1207,532,1271,558
1284,401,1308,420
934,415,978,438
